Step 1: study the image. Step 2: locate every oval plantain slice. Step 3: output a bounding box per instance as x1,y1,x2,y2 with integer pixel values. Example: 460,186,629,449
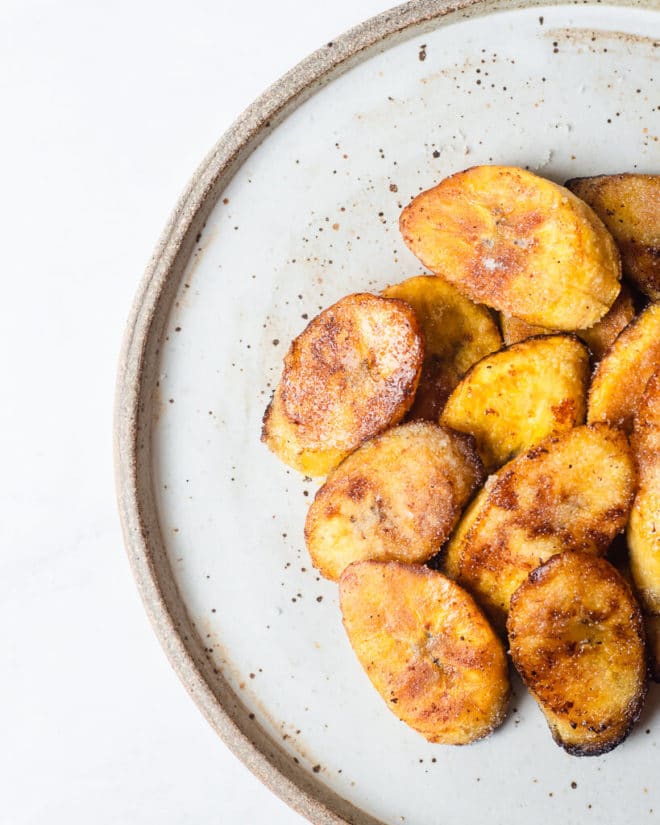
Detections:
440,334,590,472
262,293,423,476
382,275,501,420
508,551,647,756
305,421,484,581
500,284,635,360
450,423,635,629
566,174,660,300
340,560,510,744
399,165,621,330
627,368,660,681
588,301,660,433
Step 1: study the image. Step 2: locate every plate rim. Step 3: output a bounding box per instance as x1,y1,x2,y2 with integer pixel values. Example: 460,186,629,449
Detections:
113,1,658,823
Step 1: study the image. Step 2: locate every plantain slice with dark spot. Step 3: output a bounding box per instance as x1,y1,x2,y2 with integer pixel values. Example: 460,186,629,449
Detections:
400,165,621,330
305,421,483,581
567,174,660,300
446,423,635,629
340,560,510,744
508,551,647,756
262,292,423,476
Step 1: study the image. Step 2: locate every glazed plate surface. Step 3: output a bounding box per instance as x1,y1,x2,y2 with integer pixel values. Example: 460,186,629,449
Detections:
116,2,660,823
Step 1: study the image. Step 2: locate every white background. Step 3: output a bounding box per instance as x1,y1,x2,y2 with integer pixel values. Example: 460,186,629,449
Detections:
0,2,392,823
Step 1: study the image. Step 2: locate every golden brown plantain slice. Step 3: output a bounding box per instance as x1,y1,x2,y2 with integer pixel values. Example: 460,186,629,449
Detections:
499,284,635,360
262,293,423,476
340,560,510,744
508,551,647,756
305,422,484,581
400,165,621,330
627,368,660,681
382,275,501,420
567,174,660,299
447,424,635,629
440,335,589,472
588,301,660,433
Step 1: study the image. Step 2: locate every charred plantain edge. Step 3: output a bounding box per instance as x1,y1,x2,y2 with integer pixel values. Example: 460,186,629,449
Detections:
260,396,274,442
552,682,648,758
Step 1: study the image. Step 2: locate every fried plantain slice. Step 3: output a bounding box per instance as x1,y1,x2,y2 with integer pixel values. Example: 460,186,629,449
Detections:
262,293,423,476
588,301,660,433
440,335,589,472
382,275,501,420
340,560,510,744
627,368,660,681
305,422,484,581
508,551,647,756
400,165,621,330
499,284,635,360
567,174,660,299
448,424,635,629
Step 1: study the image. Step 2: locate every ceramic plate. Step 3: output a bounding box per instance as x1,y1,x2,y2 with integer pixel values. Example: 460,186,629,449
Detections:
115,1,660,822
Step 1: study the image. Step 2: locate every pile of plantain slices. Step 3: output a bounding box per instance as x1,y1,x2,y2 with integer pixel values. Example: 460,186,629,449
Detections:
262,166,660,756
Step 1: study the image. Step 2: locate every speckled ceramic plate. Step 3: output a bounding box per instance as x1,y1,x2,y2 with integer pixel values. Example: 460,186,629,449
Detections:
115,2,660,823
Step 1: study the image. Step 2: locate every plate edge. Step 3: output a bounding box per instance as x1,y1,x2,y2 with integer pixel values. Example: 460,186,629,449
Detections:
113,0,659,823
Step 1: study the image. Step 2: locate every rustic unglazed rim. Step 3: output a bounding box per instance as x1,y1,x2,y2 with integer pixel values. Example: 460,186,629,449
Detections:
114,0,654,822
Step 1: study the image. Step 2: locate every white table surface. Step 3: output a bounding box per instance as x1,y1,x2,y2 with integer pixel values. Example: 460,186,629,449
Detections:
0,2,391,822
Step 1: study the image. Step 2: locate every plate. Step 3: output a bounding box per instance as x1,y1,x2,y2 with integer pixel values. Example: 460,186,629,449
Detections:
115,2,660,823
